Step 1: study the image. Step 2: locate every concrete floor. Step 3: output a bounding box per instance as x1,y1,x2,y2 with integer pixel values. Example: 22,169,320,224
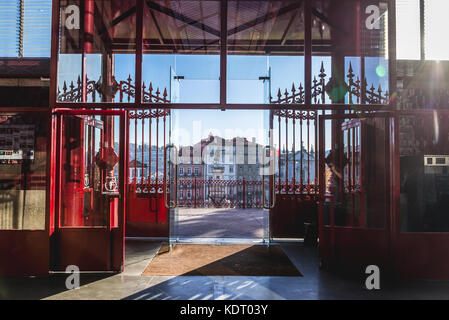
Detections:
1,239,449,300
177,208,268,239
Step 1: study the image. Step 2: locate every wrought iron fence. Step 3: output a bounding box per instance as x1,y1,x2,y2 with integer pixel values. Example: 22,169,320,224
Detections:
129,177,263,209
270,61,389,105
178,178,263,208
273,109,319,195
57,75,170,103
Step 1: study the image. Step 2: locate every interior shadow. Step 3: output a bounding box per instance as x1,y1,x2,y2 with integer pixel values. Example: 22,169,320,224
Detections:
0,273,114,300
142,244,302,277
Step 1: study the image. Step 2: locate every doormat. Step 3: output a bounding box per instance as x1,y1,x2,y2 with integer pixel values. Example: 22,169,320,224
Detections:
142,244,302,277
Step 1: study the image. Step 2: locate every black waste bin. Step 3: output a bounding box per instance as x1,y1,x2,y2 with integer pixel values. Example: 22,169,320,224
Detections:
304,222,318,246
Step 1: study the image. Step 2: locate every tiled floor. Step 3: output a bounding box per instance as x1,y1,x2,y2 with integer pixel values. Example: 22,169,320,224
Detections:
1,240,449,300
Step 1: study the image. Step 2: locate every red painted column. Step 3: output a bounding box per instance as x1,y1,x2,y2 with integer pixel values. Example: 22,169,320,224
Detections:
82,0,94,102
243,178,246,209
194,177,197,208
83,0,94,54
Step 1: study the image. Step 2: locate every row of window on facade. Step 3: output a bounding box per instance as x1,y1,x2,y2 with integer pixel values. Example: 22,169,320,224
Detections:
128,133,316,183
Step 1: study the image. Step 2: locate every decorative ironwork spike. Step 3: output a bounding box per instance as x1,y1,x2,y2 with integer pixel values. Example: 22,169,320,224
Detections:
284,88,288,97
299,82,303,90
163,88,167,98
142,81,147,102
370,84,375,92
277,88,282,99
128,74,132,83
149,82,153,92
63,81,67,92
77,75,81,86
378,84,382,95
156,87,160,97
291,83,296,93
70,81,75,91
348,62,353,74
320,61,325,73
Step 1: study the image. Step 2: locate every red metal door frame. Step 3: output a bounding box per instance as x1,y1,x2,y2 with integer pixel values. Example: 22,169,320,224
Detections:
0,108,52,276
318,112,394,274
52,109,128,272
392,110,449,279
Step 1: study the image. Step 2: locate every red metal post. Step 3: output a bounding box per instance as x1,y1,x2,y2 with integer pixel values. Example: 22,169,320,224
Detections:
142,112,145,182
194,177,197,208
292,117,296,193
243,177,246,209
83,0,94,54
148,111,152,183
278,114,281,190
156,113,159,184
285,115,288,192
300,115,303,193
134,110,137,183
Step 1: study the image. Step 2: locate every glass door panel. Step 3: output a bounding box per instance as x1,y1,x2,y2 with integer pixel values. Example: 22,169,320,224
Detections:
318,112,392,273
53,110,126,272
167,110,270,243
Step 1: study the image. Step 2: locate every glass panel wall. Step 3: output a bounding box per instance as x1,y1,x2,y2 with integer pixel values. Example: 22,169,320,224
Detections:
142,0,221,104
400,112,449,232
0,112,48,230
227,0,304,104
57,0,136,103
323,116,388,229
311,0,389,105
53,0,392,106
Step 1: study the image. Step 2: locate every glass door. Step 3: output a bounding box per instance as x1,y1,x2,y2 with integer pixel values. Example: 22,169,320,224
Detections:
165,109,178,250
170,67,180,103
164,109,272,244
53,109,127,272
318,112,392,273
262,108,275,246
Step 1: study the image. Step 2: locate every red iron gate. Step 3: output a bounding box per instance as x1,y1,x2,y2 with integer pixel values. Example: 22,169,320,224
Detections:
126,108,170,237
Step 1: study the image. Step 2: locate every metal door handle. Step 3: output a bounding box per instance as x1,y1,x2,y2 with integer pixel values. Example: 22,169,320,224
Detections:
164,144,178,209
263,145,276,209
